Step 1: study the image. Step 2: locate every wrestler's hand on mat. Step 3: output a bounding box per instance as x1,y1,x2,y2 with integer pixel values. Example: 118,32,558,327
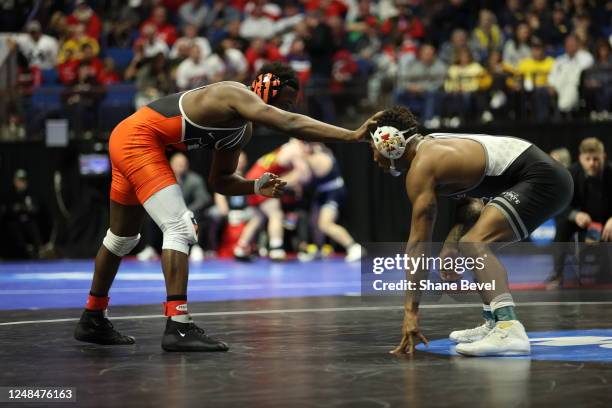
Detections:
353,111,385,142
257,173,287,198
390,310,429,355
439,244,462,281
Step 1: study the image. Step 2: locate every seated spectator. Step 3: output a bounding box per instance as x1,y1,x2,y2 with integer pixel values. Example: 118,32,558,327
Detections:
285,38,312,89
134,53,174,109
79,43,104,81
58,47,80,85
176,45,208,90
344,0,380,56
170,24,212,61
549,137,612,287
443,47,485,126
12,20,59,70
134,23,170,58
539,4,570,48
515,38,555,121
66,0,102,40
240,4,276,40
503,22,532,68
480,50,515,121
581,39,612,119
62,56,106,138
395,43,446,127
366,38,400,107
57,23,99,64
98,58,121,85
178,0,210,31
244,37,284,75
380,2,424,43
548,34,594,114
439,28,480,66
140,6,178,46
498,0,525,36
203,40,248,83
471,9,504,63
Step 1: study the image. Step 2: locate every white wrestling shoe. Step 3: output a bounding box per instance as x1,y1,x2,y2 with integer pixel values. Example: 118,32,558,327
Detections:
455,320,531,357
449,319,495,344
345,243,365,262
269,248,287,261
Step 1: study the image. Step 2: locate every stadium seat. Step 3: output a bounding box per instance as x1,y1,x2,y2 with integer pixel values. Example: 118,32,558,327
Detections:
99,83,136,130
105,47,134,70
41,69,59,84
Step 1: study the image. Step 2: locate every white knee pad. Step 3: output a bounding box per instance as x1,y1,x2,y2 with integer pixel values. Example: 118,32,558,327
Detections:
160,210,198,255
103,229,141,257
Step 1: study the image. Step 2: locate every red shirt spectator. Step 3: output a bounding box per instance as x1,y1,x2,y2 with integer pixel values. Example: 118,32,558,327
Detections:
381,7,424,40
244,38,284,74
140,6,178,46
66,0,102,39
98,58,121,85
58,49,80,85
305,0,348,18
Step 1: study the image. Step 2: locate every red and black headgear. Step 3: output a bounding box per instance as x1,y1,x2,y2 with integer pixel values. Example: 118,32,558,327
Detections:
251,72,283,104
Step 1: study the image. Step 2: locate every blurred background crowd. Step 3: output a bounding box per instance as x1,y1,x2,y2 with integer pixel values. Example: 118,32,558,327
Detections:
1,0,611,139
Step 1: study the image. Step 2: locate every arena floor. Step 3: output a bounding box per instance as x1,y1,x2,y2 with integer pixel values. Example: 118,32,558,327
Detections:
1,258,612,407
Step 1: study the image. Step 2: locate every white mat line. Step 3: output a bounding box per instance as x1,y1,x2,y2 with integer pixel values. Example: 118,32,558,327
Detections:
1,301,612,326
0,281,362,295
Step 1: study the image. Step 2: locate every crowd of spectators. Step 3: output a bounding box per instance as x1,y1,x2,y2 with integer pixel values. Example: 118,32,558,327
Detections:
2,0,612,138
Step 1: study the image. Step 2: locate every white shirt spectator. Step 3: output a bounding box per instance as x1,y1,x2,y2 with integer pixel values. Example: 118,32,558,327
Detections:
142,38,169,58
15,33,58,70
239,15,276,40
170,37,211,60
203,48,248,82
176,58,208,90
549,49,594,111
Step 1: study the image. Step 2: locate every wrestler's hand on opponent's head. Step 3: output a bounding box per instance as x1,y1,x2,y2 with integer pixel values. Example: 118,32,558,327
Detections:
352,110,385,142
259,174,287,198
390,310,429,355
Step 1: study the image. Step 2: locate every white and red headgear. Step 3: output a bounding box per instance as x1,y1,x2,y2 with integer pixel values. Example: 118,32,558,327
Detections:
370,126,416,176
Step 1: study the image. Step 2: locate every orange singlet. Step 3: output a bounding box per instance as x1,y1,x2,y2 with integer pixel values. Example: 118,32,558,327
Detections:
109,86,249,205
245,148,292,206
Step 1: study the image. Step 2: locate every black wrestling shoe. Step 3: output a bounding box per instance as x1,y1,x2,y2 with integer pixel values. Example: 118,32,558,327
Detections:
161,318,229,352
74,310,135,345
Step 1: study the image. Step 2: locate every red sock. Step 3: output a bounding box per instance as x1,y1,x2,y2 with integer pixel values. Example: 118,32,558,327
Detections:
86,294,109,311
164,300,188,317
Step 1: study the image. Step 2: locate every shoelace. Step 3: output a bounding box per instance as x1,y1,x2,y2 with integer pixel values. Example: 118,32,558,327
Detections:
465,322,491,335
186,323,207,336
486,325,509,340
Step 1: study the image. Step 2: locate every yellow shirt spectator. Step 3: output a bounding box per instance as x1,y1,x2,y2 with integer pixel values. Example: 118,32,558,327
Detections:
57,36,100,64
516,56,555,87
445,62,485,93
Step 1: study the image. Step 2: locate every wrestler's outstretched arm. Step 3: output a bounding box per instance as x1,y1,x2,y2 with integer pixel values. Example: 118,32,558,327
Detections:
227,86,382,142
390,158,437,355
209,147,286,197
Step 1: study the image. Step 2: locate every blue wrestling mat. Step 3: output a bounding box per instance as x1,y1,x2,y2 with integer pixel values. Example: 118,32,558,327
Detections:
416,329,612,362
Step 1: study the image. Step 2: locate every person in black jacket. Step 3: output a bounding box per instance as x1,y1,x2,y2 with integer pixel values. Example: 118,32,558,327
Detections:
548,137,612,287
